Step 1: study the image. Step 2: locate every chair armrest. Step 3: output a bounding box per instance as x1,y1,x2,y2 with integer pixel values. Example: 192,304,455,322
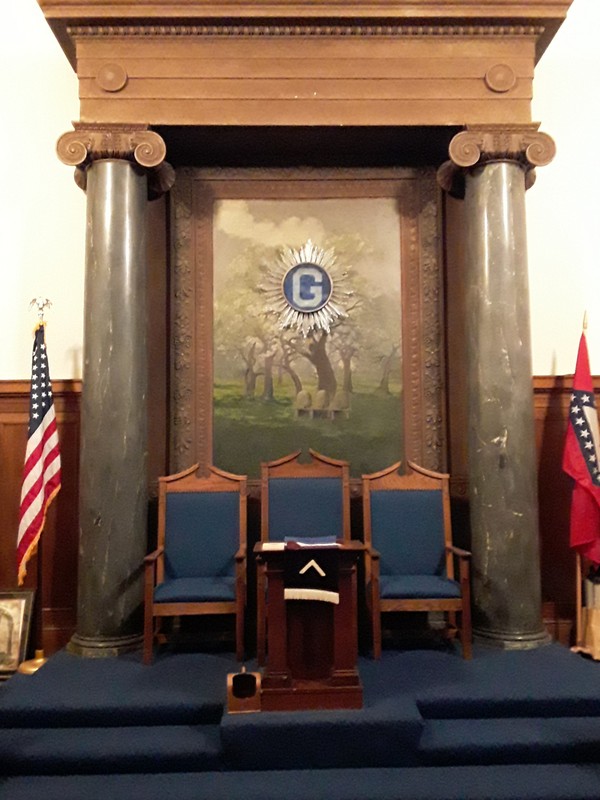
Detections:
234,547,247,562
364,546,379,583
366,546,380,561
447,545,471,559
143,546,164,606
144,546,164,564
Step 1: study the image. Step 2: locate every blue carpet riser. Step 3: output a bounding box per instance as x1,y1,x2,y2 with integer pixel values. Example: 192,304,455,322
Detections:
418,717,600,766
4,765,600,800
4,716,600,774
418,696,600,720
220,696,425,769
0,725,223,776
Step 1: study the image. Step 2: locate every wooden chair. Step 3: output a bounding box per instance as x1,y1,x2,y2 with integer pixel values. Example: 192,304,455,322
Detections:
362,461,472,659
143,464,247,664
256,449,351,665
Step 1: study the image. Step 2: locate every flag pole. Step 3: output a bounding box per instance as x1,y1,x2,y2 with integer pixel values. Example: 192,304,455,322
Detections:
575,552,583,647
16,298,58,673
17,298,61,587
578,312,588,647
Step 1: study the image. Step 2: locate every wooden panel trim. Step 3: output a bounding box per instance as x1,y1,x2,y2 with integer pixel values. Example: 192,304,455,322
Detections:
533,374,600,394
81,98,533,127
80,78,533,102
73,28,541,51
77,56,535,80
0,379,82,399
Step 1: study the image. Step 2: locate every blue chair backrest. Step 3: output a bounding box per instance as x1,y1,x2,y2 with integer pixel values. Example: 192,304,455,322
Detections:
164,491,240,579
370,489,446,576
267,477,344,541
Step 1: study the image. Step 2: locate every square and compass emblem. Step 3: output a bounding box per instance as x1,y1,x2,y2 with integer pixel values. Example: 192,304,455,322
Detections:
283,538,340,604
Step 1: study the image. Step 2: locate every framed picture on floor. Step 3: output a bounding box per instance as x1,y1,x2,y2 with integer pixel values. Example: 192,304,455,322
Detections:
0,590,34,677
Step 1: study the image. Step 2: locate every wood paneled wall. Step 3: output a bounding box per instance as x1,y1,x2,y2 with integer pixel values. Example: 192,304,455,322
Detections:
0,374,591,654
0,380,80,654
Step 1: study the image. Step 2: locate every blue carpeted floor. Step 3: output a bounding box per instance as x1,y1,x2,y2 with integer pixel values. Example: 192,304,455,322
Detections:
1,642,600,799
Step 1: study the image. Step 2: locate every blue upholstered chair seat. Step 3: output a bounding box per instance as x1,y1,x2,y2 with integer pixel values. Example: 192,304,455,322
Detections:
154,576,236,603
379,574,461,600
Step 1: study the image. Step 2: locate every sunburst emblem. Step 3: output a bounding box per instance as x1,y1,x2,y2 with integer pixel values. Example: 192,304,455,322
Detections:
261,240,353,337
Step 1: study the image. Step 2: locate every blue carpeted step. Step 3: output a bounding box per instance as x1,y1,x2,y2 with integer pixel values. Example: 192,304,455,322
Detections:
3,764,600,800
414,645,600,720
221,696,424,769
419,717,600,766
0,650,232,727
0,724,223,775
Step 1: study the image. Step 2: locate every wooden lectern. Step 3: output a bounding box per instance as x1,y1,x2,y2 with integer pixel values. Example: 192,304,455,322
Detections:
255,541,363,711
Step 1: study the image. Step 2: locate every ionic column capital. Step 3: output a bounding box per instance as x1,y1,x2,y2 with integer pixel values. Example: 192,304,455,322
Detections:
57,123,175,199
437,124,556,197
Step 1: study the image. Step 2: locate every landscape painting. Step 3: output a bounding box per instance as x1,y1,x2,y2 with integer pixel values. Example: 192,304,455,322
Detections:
212,196,403,478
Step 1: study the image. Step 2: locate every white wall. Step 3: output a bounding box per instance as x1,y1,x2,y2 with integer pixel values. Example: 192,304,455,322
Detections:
530,0,600,374
1,0,598,379
1,1,85,380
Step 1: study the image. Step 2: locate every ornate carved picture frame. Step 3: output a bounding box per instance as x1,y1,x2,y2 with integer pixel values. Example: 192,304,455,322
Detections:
169,167,444,480
0,590,34,677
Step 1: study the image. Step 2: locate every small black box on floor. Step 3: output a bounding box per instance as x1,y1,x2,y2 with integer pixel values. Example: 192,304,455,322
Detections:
227,667,262,713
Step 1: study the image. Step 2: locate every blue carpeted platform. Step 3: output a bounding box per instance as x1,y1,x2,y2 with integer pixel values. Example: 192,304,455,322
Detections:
4,765,600,800
1,642,600,799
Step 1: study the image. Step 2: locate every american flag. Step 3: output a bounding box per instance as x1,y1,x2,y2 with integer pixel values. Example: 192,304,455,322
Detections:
17,324,61,585
562,332,600,565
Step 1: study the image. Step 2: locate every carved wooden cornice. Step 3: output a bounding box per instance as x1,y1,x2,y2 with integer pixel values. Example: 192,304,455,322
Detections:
56,123,175,199
437,124,556,198
67,24,544,38
39,0,573,67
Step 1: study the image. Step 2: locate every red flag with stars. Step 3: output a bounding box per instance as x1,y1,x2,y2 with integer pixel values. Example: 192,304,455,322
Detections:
562,332,600,566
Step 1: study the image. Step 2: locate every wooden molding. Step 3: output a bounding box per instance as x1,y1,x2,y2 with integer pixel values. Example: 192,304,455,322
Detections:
0,379,81,398
68,23,545,38
38,0,573,126
38,0,572,73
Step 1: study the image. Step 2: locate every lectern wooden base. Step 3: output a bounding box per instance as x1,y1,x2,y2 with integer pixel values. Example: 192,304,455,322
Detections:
256,542,364,711
261,676,362,711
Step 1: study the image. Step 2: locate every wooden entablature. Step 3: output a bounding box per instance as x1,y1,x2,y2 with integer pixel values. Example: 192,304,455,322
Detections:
38,0,573,128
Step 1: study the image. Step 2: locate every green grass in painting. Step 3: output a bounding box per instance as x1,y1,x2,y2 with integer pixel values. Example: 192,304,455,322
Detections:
213,381,402,478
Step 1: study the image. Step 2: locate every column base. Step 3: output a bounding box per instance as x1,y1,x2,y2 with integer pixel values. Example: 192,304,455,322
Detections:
67,632,143,658
473,627,551,650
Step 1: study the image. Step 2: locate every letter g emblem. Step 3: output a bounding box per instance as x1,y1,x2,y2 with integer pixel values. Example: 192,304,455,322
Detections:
283,263,332,313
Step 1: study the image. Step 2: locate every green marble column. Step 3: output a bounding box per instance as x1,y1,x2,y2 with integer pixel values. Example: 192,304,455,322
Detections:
57,128,171,656
439,127,556,649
